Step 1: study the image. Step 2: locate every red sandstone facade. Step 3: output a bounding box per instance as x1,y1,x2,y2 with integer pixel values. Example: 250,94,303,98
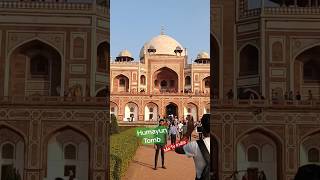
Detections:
0,1,109,180
212,0,320,180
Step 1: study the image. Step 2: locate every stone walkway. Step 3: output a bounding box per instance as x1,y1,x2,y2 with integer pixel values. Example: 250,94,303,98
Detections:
122,136,198,180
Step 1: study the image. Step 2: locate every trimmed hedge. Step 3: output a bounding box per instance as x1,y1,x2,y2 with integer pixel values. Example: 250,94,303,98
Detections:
110,128,140,180
110,114,120,135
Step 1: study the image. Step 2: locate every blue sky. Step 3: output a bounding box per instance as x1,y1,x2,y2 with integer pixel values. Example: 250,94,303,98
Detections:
111,0,209,63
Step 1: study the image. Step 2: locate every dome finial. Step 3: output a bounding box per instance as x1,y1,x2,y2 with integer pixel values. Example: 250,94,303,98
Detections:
160,25,165,35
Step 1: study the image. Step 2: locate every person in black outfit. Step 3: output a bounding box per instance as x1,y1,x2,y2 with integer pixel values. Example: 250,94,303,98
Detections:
294,164,320,180
227,89,234,100
296,91,301,100
154,119,167,170
196,121,203,139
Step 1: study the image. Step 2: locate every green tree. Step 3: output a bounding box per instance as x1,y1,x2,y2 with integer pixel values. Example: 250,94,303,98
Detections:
110,114,119,134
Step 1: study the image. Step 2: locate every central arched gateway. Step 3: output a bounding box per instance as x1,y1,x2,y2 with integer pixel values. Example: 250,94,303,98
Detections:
153,67,179,93
9,39,62,96
166,103,178,118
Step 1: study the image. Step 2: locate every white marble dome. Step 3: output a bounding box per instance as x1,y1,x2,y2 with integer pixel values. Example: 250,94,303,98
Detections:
118,49,132,58
139,34,185,58
197,51,210,59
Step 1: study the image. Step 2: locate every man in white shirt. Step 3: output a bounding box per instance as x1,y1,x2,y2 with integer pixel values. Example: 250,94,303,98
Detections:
169,122,178,145
178,121,184,140
175,114,210,180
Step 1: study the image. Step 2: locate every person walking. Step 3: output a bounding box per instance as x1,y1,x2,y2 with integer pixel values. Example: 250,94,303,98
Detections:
178,121,183,140
249,93,255,100
175,114,210,180
308,90,313,100
289,91,294,100
284,91,289,100
182,121,187,138
271,89,276,100
154,119,167,170
174,116,179,125
68,170,75,180
169,122,178,145
227,89,234,100
196,121,203,139
296,91,301,100
186,115,194,141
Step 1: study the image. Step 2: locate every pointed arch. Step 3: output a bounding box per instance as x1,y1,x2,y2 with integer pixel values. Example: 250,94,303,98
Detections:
7,37,63,58
236,127,283,180
165,102,179,118
144,102,159,121
238,43,260,76
6,38,63,96
0,124,27,143
153,67,179,93
43,125,91,178
43,125,91,145
97,41,109,72
294,42,320,61
184,102,198,121
96,87,108,97
110,101,119,118
300,128,320,141
113,74,130,92
202,76,210,93
300,129,320,165
124,101,139,121
0,124,26,179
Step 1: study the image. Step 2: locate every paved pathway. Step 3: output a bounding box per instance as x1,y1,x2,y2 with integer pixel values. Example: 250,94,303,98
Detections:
123,136,198,180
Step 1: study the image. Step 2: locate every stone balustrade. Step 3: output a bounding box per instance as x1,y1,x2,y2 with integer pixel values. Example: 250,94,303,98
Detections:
264,6,320,15
240,6,320,19
0,1,108,16
213,99,320,108
0,96,107,105
110,61,139,65
0,1,90,10
240,8,261,18
111,91,210,97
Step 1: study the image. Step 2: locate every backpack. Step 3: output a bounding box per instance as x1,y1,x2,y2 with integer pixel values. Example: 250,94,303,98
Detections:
196,139,210,180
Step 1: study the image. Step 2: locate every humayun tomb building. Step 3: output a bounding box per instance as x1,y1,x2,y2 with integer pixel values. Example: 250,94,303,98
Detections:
110,32,210,124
